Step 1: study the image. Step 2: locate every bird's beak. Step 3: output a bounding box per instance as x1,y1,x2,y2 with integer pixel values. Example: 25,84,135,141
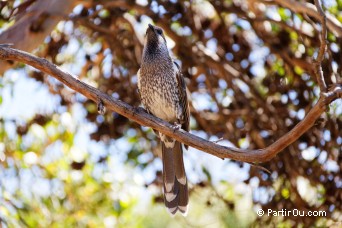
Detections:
148,24,158,35
148,24,155,31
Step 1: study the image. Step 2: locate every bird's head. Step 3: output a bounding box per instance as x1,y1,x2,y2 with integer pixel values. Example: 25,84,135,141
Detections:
145,24,166,45
142,24,169,62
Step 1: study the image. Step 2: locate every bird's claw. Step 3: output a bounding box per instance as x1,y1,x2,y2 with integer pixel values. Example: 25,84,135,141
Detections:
133,106,147,116
97,97,106,115
172,122,181,132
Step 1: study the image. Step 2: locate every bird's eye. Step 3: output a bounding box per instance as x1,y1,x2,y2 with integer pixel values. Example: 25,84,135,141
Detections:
156,29,163,35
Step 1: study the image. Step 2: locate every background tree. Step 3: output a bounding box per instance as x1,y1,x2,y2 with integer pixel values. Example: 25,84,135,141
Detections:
0,0,341,227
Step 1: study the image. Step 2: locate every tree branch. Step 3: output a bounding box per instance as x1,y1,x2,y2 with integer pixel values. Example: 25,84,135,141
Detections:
0,0,77,74
0,46,341,163
271,0,342,37
313,0,328,92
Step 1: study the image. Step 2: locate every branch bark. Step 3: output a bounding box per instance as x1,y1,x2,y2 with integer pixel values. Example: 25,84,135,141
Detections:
0,46,341,163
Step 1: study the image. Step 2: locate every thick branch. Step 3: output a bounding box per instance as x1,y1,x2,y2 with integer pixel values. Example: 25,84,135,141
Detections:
0,46,341,163
0,0,77,74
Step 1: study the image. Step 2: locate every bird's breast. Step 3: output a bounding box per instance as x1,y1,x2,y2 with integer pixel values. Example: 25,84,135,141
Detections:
138,69,179,122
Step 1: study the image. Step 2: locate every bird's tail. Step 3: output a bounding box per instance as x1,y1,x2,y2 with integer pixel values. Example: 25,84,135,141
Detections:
162,141,188,215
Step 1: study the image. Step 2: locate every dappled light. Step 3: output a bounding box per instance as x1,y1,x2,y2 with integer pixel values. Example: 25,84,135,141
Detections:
0,0,341,227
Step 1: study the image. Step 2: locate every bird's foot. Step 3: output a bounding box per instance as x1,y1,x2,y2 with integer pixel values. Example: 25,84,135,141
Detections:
133,106,146,116
97,97,106,115
172,122,181,132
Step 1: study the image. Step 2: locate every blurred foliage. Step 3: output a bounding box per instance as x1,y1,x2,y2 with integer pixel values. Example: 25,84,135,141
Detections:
0,0,342,227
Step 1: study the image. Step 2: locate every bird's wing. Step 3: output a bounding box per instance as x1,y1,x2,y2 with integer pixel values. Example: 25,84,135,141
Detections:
174,61,190,133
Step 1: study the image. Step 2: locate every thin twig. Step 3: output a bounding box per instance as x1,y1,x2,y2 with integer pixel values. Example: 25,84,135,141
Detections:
271,0,342,37
0,43,13,47
0,46,341,163
247,162,272,175
211,138,224,143
313,0,328,92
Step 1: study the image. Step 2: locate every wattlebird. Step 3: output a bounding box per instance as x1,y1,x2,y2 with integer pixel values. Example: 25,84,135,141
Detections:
137,24,190,215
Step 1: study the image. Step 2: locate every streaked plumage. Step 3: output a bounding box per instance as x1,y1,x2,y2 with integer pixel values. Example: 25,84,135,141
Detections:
137,24,190,215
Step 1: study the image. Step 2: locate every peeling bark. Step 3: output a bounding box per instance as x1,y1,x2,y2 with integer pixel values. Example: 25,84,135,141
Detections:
0,0,77,74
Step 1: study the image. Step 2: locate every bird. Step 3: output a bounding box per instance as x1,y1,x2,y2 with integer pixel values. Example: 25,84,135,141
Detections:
137,24,190,215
